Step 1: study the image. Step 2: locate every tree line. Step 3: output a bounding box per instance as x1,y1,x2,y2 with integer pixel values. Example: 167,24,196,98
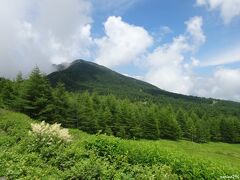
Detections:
0,67,239,143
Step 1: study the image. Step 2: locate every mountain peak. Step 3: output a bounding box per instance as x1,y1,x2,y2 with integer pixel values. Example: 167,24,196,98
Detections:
48,59,213,102
70,59,88,65
48,59,161,98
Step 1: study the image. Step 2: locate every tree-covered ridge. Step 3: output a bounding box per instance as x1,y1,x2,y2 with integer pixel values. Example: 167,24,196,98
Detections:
0,67,240,143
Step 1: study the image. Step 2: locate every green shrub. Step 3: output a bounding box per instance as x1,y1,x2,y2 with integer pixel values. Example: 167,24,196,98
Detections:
0,111,31,147
0,149,63,179
85,135,125,160
84,136,178,179
64,152,178,180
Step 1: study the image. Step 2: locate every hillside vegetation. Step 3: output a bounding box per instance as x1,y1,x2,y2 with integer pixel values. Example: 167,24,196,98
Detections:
1,109,240,179
0,66,240,143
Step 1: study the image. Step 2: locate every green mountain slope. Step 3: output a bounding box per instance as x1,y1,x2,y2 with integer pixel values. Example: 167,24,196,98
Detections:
48,59,208,101
48,59,163,98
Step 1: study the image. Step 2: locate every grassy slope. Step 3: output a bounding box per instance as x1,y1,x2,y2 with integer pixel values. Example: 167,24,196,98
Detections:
1,109,240,178
71,129,240,172
122,139,240,170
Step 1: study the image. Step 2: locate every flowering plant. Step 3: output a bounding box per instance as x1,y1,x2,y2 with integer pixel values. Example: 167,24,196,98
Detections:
26,121,72,160
30,121,72,143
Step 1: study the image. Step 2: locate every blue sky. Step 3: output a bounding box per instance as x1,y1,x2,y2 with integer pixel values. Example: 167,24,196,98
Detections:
91,0,240,76
0,0,240,101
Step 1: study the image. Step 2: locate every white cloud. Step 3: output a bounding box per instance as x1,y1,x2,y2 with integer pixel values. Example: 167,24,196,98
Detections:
200,45,240,66
144,16,205,94
195,68,240,101
95,16,153,68
185,16,206,50
196,0,207,5
0,0,93,78
145,36,193,94
159,26,173,35
191,57,200,66
33,0,91,41
48,24,94,64
196,0,240,24
152,26,173,43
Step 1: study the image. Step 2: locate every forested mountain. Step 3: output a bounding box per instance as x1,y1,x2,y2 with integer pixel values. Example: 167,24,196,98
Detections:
48,59,162,99
48,59,240,116
0,61,240,143
48,59,209,101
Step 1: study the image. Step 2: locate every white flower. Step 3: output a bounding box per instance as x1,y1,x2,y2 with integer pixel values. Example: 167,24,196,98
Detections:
30,121,72,142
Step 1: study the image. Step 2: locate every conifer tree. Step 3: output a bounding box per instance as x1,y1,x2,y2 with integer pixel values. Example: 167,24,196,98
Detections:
220,117,240,143
12,72,26,111
195,118,210,143
185,117,196,141
97,105,112,132
50,83,72,126
142,106,159,140
0,80,16,108
176,109,187,138
77,92,98,133
159,107,181,140
105,126,113,135
209,117,221,141
128,104,143,138
22,67,53,120
116,126,127,138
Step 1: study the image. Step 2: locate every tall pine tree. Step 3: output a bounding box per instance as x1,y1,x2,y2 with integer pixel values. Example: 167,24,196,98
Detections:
22,67,52,120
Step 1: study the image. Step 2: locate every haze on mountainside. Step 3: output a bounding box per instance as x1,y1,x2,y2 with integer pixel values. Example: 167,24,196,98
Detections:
0,0,240,101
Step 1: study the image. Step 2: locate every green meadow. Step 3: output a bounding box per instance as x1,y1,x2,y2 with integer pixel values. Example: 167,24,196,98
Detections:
1,109,240,179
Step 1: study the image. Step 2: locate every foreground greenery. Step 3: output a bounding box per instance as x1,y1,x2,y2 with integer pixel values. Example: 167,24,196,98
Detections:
0,67,240,143
0,109,239,179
